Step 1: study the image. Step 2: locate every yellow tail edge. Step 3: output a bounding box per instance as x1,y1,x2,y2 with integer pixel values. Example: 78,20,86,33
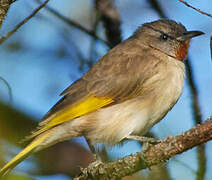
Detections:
0,131,51,177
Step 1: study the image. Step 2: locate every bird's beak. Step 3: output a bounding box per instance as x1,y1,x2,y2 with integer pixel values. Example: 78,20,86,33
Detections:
176,31,204,41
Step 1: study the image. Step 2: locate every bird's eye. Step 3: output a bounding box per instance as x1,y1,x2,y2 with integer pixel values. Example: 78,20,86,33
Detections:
160,34,168,41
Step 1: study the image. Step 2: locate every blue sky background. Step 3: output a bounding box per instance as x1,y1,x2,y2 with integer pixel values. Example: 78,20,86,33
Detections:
0,0,212,179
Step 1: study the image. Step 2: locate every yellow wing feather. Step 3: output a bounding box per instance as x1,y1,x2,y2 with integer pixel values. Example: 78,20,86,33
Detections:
32,96,114,137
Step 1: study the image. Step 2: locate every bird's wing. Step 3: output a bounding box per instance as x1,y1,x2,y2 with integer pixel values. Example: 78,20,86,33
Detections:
31,41,156,138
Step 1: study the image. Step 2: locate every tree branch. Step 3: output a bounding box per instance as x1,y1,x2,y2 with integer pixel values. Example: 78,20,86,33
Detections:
0,0,50,44
75,117,212,180
177,0,212,18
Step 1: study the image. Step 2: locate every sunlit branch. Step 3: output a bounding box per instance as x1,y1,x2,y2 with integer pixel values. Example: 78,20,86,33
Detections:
0,0,50,44
178,0,212,18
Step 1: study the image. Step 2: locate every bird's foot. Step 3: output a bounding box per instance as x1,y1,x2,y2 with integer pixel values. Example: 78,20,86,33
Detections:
80,154,103,175
126,135,161,155
126,135,161,144
89,154,103,168
88,159,103,169
142,141,153,154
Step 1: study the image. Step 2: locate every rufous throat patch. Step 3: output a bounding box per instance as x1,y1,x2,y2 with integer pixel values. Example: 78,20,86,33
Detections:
175,40,190,60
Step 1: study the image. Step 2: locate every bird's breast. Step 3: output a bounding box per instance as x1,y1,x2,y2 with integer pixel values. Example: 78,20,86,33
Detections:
145,58,185,126
78,58,185,145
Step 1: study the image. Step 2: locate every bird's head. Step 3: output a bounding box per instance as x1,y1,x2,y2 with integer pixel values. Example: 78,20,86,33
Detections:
134,19,204,61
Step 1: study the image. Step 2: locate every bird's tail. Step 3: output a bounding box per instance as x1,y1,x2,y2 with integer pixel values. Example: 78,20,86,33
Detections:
0,130,52,177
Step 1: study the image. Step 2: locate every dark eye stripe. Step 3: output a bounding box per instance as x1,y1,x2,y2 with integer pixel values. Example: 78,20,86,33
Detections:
143,24,176,40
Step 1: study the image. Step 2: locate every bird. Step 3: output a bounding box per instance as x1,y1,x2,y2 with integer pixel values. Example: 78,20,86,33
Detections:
0,19,204,177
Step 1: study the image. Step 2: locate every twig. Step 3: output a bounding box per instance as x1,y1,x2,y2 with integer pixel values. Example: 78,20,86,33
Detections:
0,0,50,44
75,117,212,180
0,0,16,28
210,36,212,60
35,0,109,46
178,0,212,18
185,60,202,124
95,0,121,48
0,76,13,104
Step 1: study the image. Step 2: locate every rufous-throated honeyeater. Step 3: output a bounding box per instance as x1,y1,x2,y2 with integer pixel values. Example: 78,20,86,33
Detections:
0,19,204,176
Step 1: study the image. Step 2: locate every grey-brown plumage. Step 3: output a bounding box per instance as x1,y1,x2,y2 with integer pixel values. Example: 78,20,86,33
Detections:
41,20,187,120
32,20,203,145
0,19,204,176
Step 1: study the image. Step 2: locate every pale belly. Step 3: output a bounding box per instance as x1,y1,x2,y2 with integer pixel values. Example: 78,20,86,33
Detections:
85,92,181,145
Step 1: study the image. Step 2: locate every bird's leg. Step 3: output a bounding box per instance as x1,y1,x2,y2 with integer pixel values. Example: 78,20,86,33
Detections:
85,137,99,160
126,135,160,144
84,137,103,168
126,135,161,156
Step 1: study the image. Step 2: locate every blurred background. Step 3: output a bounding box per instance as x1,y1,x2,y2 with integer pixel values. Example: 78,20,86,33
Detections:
0,0,212,179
